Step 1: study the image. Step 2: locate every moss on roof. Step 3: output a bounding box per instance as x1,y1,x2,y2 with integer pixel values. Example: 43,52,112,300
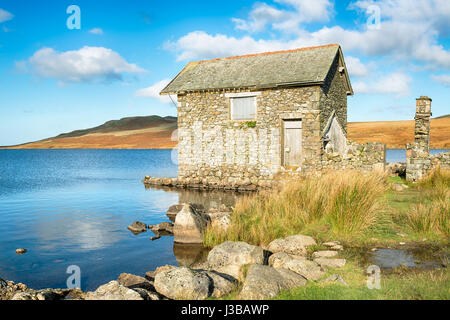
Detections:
161,44,351,94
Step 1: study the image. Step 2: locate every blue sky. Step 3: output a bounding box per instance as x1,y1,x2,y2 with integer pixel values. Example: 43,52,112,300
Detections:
0,0,449,146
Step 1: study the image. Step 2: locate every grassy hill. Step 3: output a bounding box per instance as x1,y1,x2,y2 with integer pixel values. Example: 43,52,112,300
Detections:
348,115,450,149
2,116,177,149
2,115,449,150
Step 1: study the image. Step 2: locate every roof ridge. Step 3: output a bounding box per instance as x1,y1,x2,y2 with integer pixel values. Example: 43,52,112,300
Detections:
191,44,340,65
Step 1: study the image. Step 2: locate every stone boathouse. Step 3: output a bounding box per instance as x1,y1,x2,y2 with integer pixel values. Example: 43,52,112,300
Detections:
144,44,386,191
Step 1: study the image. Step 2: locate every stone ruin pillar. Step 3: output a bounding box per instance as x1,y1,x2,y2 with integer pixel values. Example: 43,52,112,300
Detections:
406,96,432,182
414,96,432,152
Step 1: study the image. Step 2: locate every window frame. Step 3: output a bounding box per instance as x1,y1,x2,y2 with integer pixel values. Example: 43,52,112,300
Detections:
226,92,260,121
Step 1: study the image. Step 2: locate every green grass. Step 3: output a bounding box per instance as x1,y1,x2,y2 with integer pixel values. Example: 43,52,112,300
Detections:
206,168,449,301
275,267,449,300
204,169,450,248
204,170,389,247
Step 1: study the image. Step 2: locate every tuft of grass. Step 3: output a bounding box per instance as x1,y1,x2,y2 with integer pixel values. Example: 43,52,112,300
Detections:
418,167,450,202
403,167,450,237
406,200,449,236
203,170,388,247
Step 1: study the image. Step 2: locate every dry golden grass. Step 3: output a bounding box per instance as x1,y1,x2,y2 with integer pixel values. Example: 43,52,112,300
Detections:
203,170,389,247
4,117,448,150
3,127,177,149
404,168,450,236
348,117,450,149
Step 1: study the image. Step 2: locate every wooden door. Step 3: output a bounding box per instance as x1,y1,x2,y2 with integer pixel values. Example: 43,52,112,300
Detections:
283,120,302,167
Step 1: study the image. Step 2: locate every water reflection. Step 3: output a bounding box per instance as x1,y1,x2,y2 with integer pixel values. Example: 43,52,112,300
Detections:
368,248,446,270
173,243,209,268
144,185,245,210
34,211,125,251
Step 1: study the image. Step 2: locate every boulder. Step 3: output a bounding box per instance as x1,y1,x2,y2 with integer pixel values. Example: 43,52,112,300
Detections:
323,241,340,247
323,242,344,251
11,289,70,301
238,265,307,300
314,258,347,268
204,271,238,298
1,279,29,300
268,252,325,281
154,267,211,300
145,265,176,281
127,221,148,235
85,281,144,300
117,273,155,291
319,274,348,286
207,241,266,280
149,222,174,236
167,204,184,222
312,251,339,259
173,204,210,244
167,204,206,223
206,211,232,232
267,234,316,256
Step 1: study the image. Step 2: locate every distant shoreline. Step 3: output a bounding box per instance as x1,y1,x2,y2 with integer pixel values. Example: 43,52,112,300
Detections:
1,115,448,150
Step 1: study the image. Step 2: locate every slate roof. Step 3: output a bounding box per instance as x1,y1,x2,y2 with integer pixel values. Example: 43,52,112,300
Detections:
161,44,353,95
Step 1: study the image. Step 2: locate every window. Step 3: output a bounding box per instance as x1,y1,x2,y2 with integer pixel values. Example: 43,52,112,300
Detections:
230,96,257,120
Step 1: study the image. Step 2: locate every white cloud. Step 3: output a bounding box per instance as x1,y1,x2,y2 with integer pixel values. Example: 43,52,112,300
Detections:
232,3,285,33
164,31,308,61
89,28,104,35
136,79,177,104
431,74,450,87
351,0,450,35
353,72,412,96
21,46,145,83
346,56,370,77
0,8,13,23
166,0,450,70
233,0,333,33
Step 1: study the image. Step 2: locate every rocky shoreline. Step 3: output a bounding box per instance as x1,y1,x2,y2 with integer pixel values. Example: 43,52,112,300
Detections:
142,162,410,192
142,176,273,192
1,204,348,301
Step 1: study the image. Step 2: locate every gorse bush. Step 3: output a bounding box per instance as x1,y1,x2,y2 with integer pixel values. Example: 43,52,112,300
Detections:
203,170,388,247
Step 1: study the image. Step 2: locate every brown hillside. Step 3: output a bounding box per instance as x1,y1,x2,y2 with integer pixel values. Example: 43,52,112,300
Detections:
2,116,448,150
347,117,450,149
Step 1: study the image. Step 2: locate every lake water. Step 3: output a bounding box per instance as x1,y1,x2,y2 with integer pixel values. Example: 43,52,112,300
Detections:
2,148,448,292
0,149,240,291
386,149,448,163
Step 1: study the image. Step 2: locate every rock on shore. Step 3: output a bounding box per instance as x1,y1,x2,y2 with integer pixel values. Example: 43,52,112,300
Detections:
173,204,210,244
207,241,267,280
154,267,212,300
266,234,316,256
1,234,348,301
238,264,307,300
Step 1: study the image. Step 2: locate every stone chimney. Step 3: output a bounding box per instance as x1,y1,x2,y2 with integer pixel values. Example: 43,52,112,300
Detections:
414,96,432,153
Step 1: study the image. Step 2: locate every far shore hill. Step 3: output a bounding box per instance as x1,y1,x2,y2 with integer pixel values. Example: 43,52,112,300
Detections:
1,115,449,150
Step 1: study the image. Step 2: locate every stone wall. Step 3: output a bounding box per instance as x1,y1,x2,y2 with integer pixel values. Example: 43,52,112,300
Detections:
145,57,387,190
407,144,450,181
405,96,445,182
319,140,386,172
176,86,323,187
319,54,348,135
